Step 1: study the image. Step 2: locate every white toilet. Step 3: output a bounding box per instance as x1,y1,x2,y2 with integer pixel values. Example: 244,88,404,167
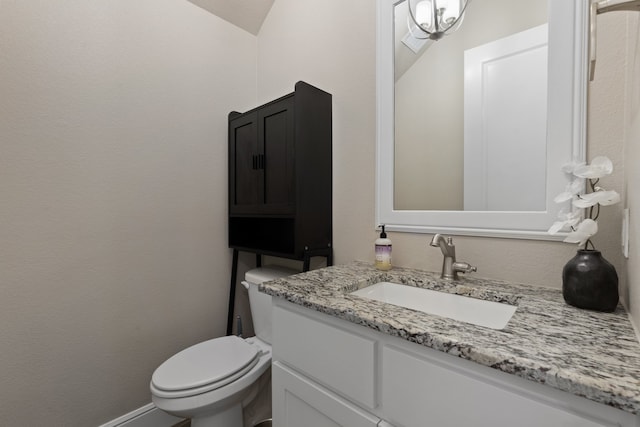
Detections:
150,266,298,427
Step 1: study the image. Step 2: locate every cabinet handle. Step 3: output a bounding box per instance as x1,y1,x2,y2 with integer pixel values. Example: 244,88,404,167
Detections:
251,154,265,170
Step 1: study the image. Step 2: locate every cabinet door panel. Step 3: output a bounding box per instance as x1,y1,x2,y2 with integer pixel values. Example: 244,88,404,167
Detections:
230,113,259,209
260,98,294,209
273,305,377,409
382,345,616,427
273,362,380,427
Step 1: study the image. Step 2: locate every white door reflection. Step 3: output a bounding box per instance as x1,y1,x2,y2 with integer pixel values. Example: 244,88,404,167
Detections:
463,24,548,211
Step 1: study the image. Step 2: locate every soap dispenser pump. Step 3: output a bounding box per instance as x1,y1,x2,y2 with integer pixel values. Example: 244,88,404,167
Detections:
375,224,392,271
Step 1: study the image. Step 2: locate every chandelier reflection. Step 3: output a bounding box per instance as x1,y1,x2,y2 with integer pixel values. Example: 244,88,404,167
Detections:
407,0,471,41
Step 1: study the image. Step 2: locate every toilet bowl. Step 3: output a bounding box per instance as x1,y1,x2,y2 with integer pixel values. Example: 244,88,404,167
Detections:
150,266,298,427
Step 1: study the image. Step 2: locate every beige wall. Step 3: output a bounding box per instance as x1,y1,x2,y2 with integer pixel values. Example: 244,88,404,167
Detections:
0,0,256,425
257,2,637,321
623,13,640,331
587,12,629,312
1,1,638,425
257,0,377,268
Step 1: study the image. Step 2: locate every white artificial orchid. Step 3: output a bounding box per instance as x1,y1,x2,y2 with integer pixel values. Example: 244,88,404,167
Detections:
548,209,582,235
563,218,598,246
553,178,585,203
560,160,583,175
573,156,613,179
548,156,620,249
573,190,621,209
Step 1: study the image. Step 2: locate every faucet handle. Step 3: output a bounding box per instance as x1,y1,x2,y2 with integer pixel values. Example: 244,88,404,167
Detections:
452,262,477,275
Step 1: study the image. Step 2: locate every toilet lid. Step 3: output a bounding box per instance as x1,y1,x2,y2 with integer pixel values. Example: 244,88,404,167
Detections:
151,336,259,394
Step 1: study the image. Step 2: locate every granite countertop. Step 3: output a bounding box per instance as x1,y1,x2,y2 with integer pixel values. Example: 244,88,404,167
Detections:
260,261,640,415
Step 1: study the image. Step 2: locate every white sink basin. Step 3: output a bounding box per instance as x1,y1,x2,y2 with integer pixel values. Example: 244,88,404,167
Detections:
351,282,516,330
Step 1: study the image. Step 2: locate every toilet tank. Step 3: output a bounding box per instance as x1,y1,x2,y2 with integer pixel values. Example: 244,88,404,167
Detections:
243,266,298,345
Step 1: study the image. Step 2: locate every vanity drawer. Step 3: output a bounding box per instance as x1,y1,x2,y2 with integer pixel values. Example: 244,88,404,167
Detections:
273,304,377,409
382,345,624,427
272,362,381,427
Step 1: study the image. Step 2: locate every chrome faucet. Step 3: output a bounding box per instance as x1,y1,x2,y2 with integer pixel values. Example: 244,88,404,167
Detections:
430,234,477,280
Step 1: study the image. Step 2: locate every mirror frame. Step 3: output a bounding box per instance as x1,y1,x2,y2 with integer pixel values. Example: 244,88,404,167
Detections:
376,0,589,240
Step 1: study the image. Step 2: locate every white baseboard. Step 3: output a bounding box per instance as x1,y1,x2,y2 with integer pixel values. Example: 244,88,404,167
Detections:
98,403,184,427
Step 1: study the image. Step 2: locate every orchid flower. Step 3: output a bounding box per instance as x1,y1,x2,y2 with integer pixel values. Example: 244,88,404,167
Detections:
563,219,598,246
553,178,585,203
572,156,613,179
548,209,582,235
560,161,583,175
548,156,620,249
573,190,621,209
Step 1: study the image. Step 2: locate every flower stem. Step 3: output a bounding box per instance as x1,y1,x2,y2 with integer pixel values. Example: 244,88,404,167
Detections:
585,239,596,250
588,178,598,220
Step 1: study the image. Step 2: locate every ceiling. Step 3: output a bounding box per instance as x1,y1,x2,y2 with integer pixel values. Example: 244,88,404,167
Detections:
187,0,275,35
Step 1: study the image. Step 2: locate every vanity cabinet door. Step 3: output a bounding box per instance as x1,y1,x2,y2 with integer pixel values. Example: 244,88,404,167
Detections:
272,362,381,427
273,304,377,409
382,345,625,427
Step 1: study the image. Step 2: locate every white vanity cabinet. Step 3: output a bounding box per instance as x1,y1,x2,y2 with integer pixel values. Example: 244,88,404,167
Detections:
271,301,384,426
272,362,382,427
272,300,638,427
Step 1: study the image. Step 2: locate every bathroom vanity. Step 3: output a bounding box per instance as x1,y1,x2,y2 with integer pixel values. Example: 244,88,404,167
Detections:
261,262,640,427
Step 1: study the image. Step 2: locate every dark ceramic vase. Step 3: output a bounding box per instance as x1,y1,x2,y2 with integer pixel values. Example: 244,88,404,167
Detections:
562,249,619,312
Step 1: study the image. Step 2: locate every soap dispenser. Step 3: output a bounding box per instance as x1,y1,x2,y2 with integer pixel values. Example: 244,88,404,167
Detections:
375,225,392,270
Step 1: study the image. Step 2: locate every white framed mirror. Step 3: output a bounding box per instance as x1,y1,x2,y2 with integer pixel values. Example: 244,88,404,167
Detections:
376,0,589,239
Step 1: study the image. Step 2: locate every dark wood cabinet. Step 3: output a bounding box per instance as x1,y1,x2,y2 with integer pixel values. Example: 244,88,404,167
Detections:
229,96,295,215
228,81,332,261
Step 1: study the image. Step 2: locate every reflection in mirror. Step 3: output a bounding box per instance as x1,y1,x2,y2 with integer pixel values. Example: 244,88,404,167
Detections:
394,0,548,211
376,0,588,238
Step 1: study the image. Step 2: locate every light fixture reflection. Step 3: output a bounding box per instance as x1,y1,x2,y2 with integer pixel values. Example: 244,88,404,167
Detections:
408,0,470,41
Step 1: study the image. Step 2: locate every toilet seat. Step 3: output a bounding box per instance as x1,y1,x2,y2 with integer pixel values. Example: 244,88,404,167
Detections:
151,336,260,399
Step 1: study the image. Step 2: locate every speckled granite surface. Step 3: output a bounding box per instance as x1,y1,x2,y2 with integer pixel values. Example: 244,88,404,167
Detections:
260,261,640,414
